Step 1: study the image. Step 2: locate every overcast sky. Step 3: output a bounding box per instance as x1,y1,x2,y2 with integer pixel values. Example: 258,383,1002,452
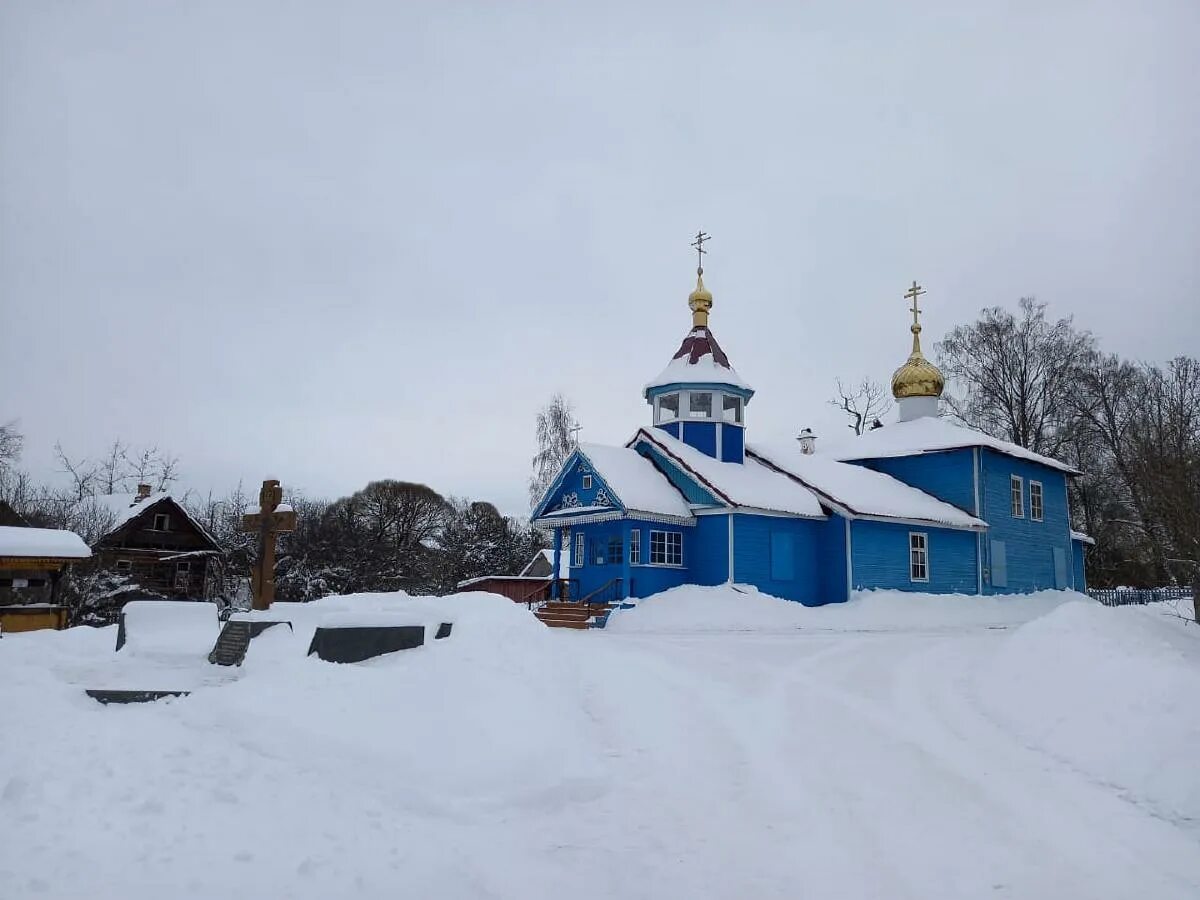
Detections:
2,1,1198,515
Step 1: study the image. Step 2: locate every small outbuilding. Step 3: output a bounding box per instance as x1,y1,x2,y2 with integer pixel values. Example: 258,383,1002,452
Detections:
0,525,91,633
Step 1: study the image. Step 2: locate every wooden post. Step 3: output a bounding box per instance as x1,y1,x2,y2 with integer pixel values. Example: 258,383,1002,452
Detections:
241,479,297,610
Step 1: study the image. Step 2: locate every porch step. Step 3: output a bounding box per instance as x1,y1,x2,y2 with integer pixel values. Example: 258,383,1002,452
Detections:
534,601,612,630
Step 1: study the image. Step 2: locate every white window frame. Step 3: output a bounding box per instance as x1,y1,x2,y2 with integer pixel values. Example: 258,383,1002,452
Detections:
649,530,683,566
721,394,743,424
174,561,190,589
654,393,681,424
629,529,641,565
574,532,585,567
581,474,593,490
152,512,170,531
1030,480,1044,522
1010,476,1024,519
687,391,714,420
909,532,929,583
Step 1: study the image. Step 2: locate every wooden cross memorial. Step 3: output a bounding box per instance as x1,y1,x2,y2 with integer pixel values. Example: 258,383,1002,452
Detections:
241,479,296,610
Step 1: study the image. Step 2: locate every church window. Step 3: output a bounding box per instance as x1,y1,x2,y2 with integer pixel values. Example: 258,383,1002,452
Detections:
688,392,713,419
1010,476,1024,518
574,533,585,567
606,537,623,564
582,475,593,490
909,532,929,582
722,394,743,424
650,530,683,566
656,393,680,423
629,529,641,564
1030,481,1044,521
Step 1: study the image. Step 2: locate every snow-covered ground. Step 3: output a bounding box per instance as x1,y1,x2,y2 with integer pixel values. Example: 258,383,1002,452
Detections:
2,587,1198,899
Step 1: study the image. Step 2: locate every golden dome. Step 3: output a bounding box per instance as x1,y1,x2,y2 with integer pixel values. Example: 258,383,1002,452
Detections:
688,270,713,327
891,280,945,399
891,329,946,398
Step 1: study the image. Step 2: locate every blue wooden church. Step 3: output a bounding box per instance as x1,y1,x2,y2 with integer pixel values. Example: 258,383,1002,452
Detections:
531,254,1091,606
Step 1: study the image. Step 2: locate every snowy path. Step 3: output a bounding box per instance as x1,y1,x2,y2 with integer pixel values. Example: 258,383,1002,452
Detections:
3,602,1199,899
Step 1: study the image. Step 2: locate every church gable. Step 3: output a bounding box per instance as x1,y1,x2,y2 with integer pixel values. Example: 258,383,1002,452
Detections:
532,451,625,519
628,439,724,506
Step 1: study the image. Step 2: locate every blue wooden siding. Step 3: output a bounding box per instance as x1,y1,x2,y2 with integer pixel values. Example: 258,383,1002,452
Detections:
688,515,729,585
731,514,823,604
978,449,1071,593
1071,540,1087,591
681,421,717,458
850,520,979,594
721,424,744,463
854,449,977,513
817,515,849,604
568,518,697,600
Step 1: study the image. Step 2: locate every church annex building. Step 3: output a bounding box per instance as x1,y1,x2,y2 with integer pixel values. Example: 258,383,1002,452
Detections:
531,253,1092,606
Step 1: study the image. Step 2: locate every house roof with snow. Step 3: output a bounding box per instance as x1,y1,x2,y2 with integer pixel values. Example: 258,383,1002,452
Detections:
85,492,220,549
0,526,91,560
827,416,1080,475
532,442,696,526
630,428,826,518
747,440,987,531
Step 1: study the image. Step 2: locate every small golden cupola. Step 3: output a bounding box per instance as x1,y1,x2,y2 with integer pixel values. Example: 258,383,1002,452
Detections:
891,280,945,420
688,270,713,327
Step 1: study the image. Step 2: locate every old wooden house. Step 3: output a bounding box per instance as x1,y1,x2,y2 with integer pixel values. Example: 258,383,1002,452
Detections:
87,485,222,612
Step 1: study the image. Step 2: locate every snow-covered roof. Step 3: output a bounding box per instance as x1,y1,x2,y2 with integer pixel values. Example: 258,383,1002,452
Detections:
747,440,987,530
0,526,91,559
827,416,1080,475
576,443,695,520
85,492,220,548
1070,530,1096,545
644,327,752,395
632,429,826,518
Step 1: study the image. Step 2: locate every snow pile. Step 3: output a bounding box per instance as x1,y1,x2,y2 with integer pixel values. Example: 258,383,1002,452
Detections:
977,600,1200,824
607,584,1077,633
120,600,219,655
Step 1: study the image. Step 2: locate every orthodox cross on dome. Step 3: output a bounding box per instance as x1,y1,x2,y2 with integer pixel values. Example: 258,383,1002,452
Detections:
905,280,926,329
691,230,710,275
240,479,297,610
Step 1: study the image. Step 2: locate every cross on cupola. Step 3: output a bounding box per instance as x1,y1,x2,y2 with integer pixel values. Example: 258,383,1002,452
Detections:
687,230,714,328
905,280,926,330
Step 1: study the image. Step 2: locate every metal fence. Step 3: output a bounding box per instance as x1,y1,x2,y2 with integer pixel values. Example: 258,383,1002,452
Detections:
1088,586,1195,607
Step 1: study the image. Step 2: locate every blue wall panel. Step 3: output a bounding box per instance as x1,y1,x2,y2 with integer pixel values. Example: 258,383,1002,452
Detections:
687,515,729,585
855,449,977,513
816,515,849,604
681,421,717,458
850,520,979,594
634,443,722,505
731,514,823,604
721,424,745,463
979,449,1071,593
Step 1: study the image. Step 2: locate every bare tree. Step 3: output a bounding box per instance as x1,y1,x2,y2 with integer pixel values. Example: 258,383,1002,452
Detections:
830,378,892,435
54,442,100,501
937,297,1094,455
0,421,23,470
529,394,578,508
